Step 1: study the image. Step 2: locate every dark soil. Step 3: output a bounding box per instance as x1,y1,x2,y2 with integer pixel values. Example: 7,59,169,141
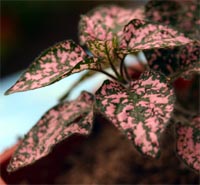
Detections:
54,116,199,184
2,115,199,184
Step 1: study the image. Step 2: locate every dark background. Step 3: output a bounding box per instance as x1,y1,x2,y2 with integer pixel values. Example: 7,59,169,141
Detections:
1,0,144,78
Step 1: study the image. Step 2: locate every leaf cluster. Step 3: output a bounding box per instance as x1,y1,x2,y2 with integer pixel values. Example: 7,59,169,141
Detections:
5,1,200,173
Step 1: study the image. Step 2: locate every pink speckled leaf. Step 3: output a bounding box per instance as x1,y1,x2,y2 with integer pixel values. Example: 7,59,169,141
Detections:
5,40,99,95
79,5,144,45
119,19,192,53
95,70,175,157
7,91,94,172
87,39,116,62
176,116,200,172
145,41,200,78
66,57,100,75
145,0,200,40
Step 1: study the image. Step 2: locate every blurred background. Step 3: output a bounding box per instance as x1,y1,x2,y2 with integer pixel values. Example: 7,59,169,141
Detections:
1,1,145,77
0,1,144,152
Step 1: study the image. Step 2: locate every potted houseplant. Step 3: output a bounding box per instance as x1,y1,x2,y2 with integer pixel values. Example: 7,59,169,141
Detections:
1,0,199,184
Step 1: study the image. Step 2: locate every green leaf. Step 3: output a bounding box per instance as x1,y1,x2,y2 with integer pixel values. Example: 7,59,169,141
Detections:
95,70,175,157
145,0,200,40
176,116,200,172
144,41,200,79
7,91,94,172
5,40,99,95
79,5,144,45
118,19,192,54
87,39,116,62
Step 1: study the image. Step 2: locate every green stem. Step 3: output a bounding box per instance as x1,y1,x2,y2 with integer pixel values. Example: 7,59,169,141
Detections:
138,52,150,71
105,43,121,79
59,68,121,102
59,91,71,102
59,71,94,102
120,56,126,81
90,68,120,82
123,62,132,82
169,70,186,83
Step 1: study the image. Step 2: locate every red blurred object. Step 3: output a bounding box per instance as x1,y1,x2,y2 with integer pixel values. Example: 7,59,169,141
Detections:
0,136,85,184
173,77,193,91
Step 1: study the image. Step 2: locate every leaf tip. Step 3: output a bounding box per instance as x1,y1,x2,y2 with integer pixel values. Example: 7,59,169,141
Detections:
4,88,13,95
6,165,13,173
6,159,18,173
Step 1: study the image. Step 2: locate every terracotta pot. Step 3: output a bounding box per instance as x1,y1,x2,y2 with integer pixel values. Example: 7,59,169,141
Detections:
0,143,19,185
0,135,85,184
0,177,6,185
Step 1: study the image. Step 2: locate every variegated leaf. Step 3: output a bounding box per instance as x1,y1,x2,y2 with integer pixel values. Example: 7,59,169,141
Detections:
5,40,99,95
119,19,192,53
79,5,144,45
176,116,200,172
86,38,122,74
95,70,175,157
145,41,200,78
7,91,94,172
145,0,200,40
86,39,116,62
66,57,100,75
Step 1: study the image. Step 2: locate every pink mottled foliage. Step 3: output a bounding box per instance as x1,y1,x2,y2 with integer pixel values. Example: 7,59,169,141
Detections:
145,41,200,78
7,91,94,172
145,0,200,40
79,5,144,45
95,70,175,157
5,40,98,95
119,19,192,53
87,39,116,62
66,57,100,75
176,116,200,171
86,39,120,70
4,1,199,174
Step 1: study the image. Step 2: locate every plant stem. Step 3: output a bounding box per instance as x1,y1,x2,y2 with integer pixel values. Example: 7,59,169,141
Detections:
59,70,97,102
123,62,132,82
59,91,70,102
59,68,121,102
90,68,120,82
120,56,126,81
105,43,121,79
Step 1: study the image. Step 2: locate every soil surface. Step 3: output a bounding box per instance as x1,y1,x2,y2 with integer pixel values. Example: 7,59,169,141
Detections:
2,116,199,184
54,116,199,184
